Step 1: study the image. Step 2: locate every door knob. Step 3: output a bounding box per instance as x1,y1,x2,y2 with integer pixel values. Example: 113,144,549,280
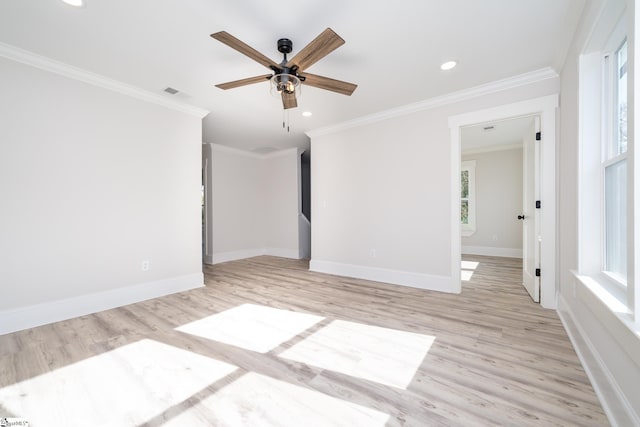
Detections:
517,215,525,220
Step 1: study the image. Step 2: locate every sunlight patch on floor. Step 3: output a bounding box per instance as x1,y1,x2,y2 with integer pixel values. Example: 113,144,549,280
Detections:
162,372,389,427
461,260,479,281
175,304,325,353
0,339,237,426
279,320,435,389
461,260,479,270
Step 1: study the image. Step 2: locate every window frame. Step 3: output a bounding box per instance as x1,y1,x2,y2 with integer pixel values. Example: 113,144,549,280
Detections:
577,10,633,315
461,160,476,237
601,31,629,290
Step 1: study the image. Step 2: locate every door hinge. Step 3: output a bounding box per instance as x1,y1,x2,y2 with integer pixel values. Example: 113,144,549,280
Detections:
535,131,541,141
535,268,541,277
536,200,541,209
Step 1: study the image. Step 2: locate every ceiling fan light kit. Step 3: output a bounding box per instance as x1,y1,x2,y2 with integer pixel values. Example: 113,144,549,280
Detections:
270,73,300,97
211,28,357,111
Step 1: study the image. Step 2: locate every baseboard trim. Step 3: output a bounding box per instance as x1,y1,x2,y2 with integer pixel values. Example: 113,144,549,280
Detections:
462,245,523,258
265,247,300,259
309,259,455,293
212,248,302,264
212,248,266,264
0,273,204,335
557,294,639,427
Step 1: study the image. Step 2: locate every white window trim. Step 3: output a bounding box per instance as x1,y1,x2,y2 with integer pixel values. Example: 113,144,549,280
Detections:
461,160,476,237
577,8,636,320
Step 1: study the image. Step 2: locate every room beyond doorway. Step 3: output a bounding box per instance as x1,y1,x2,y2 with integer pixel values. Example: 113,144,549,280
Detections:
459,115,539,302
448,94,558,309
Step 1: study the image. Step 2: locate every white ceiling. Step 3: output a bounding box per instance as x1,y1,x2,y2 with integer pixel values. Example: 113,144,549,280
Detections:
462,116,536,153
0,0,584,152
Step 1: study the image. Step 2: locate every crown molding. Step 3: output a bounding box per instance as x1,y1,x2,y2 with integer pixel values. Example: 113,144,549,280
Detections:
210,143,301,159
0,42,209,119
211,143,263,158
306,67,558,139
462,142,523,155
263,147,302,159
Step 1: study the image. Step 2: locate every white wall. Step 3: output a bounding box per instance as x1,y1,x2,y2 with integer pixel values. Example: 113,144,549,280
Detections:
556,0,640,424
209,145,265,262
204,144,302,263
0,56,205,334
263,149,302,259
462,148,523,258
309,76,559,292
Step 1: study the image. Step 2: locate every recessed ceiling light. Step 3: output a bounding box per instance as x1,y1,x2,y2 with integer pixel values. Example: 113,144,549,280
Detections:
302,111,312,117
440,61,457,71
62,0,84,6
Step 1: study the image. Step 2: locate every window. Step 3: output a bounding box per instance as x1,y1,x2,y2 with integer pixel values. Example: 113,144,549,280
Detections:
577,8,633,317
603,39,628,284
461,160,476,236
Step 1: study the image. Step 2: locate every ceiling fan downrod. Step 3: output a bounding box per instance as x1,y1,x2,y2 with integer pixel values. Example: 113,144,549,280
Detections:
277,38,293,64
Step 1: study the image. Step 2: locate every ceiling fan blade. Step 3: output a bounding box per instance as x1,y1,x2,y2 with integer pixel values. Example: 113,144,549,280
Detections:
211,31,280,69
282,91,297,109
300,72,357,96
215,74,272,90
286,28,345,71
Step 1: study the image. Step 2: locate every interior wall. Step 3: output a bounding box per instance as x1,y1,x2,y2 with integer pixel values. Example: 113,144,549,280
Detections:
209,145,265,262
462,148,523,257
263,149,302,259
202,143,214,264
205,144,302,263
556,0,640,424
309,77,559,292
0,56,204,333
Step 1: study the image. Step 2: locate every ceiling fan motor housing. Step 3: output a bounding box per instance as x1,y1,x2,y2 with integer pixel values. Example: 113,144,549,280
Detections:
277,38,293,54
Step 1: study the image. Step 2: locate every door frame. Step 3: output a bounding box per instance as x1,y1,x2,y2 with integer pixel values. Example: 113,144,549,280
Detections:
448,94,558,308
522,115,541,302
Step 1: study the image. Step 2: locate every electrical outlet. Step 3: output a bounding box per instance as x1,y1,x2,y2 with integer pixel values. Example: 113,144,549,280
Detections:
492,234,498,241
141,260,150,271
370,249,376,257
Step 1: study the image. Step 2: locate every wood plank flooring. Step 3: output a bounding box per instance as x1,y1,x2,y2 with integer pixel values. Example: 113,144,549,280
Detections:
0,255,608,426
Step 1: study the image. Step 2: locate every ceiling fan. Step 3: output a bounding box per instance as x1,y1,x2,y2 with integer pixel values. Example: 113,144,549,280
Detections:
210,28,357,110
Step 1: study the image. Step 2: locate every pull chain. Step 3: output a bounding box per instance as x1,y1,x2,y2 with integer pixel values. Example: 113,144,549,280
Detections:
282,109,291,132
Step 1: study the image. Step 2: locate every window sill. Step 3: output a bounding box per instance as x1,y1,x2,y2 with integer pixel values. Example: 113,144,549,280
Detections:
571,271,639,353
573,272,628,314
461,228,476,237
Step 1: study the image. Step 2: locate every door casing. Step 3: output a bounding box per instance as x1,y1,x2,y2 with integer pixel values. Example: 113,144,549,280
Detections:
449,94,558,308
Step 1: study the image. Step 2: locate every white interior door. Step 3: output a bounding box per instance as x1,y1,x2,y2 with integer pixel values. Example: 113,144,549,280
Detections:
521,116,540,302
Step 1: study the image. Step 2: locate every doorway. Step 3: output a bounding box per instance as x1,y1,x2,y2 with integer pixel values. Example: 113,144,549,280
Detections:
448,95,558,309
459,115,539,302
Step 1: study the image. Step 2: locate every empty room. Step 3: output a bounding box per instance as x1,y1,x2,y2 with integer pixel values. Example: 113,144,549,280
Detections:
0,0,638,426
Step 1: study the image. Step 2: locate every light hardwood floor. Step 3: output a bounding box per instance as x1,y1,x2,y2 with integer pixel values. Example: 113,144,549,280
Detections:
0,256,608,426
